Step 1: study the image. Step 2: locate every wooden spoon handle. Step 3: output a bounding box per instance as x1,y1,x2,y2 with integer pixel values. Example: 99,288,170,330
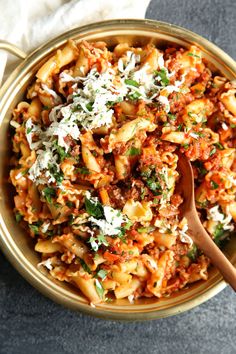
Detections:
189,220,236,291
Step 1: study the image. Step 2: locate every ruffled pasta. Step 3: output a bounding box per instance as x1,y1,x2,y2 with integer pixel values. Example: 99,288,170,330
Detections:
9,40,236,305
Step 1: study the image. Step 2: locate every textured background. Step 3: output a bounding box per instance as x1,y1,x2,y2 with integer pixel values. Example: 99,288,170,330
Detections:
0,0,235,353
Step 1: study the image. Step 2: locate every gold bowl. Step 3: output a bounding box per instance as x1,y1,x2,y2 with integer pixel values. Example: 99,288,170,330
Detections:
0,19,235,320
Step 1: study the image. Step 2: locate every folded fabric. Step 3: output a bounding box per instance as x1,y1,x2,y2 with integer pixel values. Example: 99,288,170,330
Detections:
0,0,150,84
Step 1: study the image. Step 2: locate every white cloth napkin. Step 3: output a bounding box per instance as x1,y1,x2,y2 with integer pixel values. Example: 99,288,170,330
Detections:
0,0,150,85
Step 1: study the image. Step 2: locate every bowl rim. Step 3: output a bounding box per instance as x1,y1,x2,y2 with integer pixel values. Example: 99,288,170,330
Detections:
0,18,235,321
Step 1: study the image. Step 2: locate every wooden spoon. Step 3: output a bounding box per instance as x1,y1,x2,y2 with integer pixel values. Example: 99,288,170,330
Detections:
177,153,236,291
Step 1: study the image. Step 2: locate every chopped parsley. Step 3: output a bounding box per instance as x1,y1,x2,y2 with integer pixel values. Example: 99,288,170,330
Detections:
15,212,22,223
154,69,170,86
85,197,104,219
210,180,219,189
167,113,176,121
146,178,162,195
140,187,146,200
177,124,183,131
209,147,216,157
137,226,156,233
126,147,141,156
128,91,142,100
66,201,74,208
85,102,93,112
79,258,91,274
187,244,198,261
187,52,201,58
43,187,56,203
214,142,224,150
141,167,163,196
95,279,105,299
96,269,107,280
48,164,64,184
68,215,75,225
194,161,207,177
76,166,90,175
213,224,230,246
53,141,69,162
29,224,40,234
124,79,139,87
89,234,109,251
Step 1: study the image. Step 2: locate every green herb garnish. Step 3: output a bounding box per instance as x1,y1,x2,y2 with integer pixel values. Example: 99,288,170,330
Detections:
85,102,93,112
177,124,183,131
53,141,69,162
48,164,64,184
15,212,22,223
68,215,75,225
95,279,105,299
85,197,104,219
211,180,219,189
66,201,74,208
126,147,141,156
79,258,91,274
213,224,230,246
167,113,176,121
128,91,142,100
187,52,201,58
76,167,90,175
43,187,56,203
155,68,170,86
29,224,39,234
124,79,139,87
187,244,198,261
214,142,224,150
137,226,156,233
209,147,216,156
96,269,107,280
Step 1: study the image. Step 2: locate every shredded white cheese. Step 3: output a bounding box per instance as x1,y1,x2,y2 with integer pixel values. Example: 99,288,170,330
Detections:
37,258,53,271
41,84,62,105
128,294,134,303
158,95,170,113
86,194,129,237
24,49,188,186
10,120,21,129
178,224,193,246
221,122,228,131
189,132,199,139
207,205,234,231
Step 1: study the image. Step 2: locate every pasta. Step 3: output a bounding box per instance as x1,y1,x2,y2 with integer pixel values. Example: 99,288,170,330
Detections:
9,40,236,305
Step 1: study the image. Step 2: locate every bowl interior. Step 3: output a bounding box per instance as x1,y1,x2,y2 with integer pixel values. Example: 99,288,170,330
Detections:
0,20,235,320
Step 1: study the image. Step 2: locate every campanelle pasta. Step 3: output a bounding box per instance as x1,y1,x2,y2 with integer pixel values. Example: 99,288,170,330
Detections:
10,40,236,305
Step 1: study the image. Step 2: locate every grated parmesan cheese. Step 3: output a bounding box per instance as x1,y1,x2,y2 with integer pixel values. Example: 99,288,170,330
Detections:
207,205,234,231
10,120,21,129
128,294,134,303
41,84,62,105
178,224,193,246
24,49,188,187
158,95,170,113
189,132,199,139
221,122,228,131
37,258,53,271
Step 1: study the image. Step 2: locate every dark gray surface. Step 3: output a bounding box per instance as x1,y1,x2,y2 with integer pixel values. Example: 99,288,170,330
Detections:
0,1,235,353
